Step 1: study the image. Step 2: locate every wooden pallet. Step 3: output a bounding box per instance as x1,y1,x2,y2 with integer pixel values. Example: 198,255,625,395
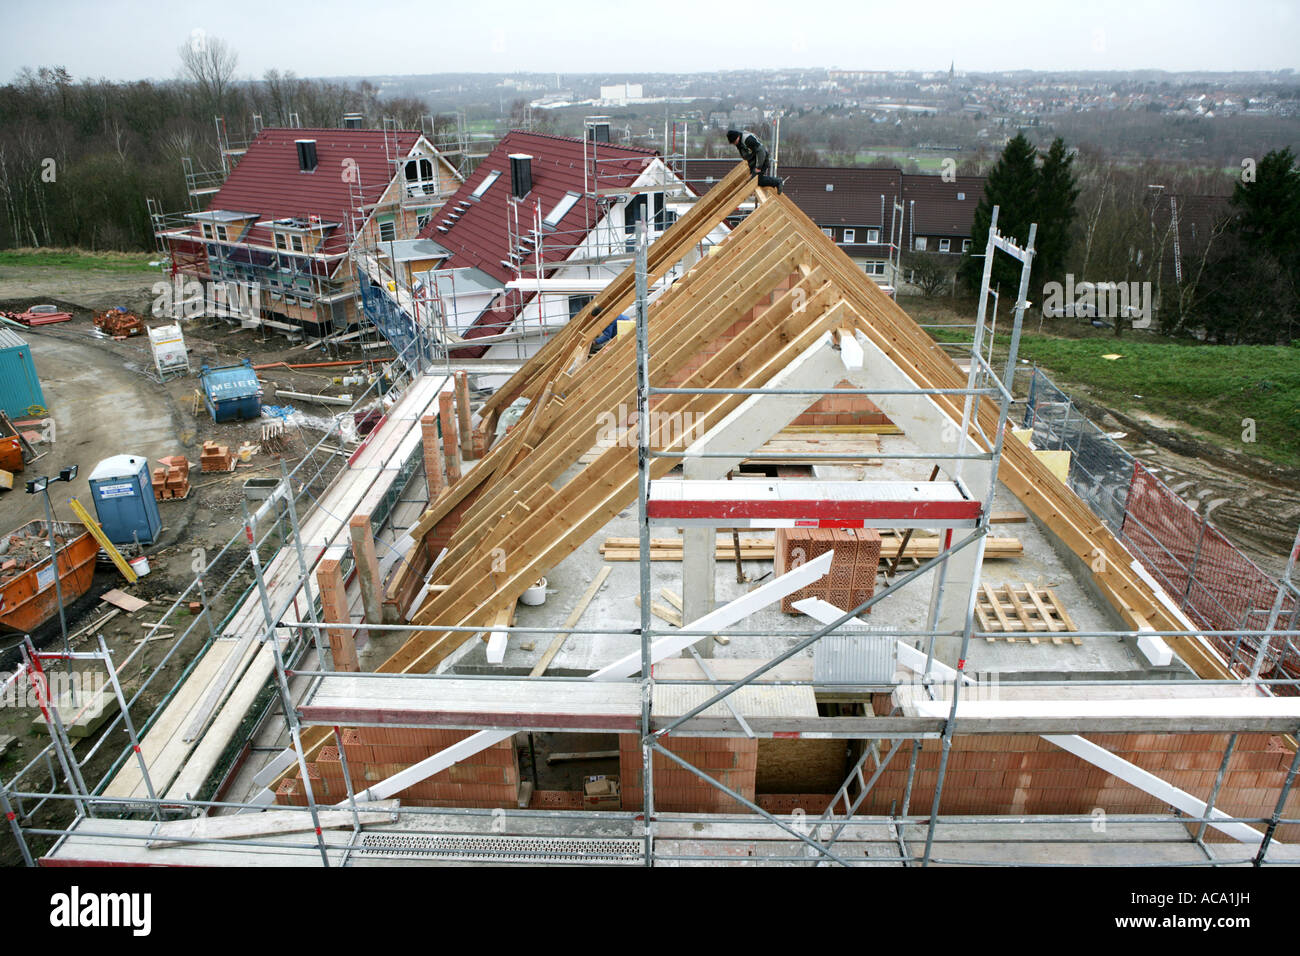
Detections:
975,582,1080,645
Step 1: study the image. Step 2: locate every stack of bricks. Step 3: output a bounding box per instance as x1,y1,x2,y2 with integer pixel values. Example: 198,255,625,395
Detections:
274,727,519,809
420,415,445,499
151,455,191,501
618,734,758,812
199,440,234,473
773,527,881,613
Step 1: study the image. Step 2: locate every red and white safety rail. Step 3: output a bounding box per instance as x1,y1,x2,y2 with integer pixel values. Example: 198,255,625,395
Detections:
645,478,982,529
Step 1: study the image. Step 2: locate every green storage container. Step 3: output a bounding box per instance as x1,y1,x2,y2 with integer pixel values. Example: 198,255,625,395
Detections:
0,328,46,418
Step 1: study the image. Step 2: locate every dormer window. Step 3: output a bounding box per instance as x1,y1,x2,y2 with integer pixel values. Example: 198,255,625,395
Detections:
202,224,214,240
291,234,304,252
404,157,439,197
405,158,434,182
275,234,287,250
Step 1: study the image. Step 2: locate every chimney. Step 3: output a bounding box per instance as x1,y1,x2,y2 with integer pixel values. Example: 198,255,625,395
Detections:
296,139,318,172
509,153,533,198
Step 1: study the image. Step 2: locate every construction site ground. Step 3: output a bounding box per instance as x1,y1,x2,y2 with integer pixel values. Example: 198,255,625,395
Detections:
0,279,395,864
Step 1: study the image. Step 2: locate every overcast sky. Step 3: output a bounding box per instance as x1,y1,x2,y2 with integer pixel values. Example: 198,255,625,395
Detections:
2,0,1297,82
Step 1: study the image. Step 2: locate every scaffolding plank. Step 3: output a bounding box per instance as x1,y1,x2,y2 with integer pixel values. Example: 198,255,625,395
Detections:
147,803,399,848
301,677,643,730
109,373,453,800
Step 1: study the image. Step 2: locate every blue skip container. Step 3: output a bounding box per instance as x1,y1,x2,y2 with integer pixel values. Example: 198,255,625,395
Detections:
200,360,263,423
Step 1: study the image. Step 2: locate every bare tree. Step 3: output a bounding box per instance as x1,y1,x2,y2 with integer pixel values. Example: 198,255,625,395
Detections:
259,69,301,127
178,34,239,119
908,252,954,297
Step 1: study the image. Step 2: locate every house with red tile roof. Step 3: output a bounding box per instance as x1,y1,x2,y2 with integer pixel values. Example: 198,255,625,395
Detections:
683,160,985,293
152,126,461,337
901,174,984,257
362,130,724,368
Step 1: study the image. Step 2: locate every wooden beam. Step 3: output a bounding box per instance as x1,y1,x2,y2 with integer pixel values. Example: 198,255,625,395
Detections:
455,370,473,460
530,565,611,678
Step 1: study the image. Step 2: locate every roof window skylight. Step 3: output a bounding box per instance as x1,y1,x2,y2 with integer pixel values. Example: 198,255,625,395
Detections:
543,192,582,228
471,170,501,200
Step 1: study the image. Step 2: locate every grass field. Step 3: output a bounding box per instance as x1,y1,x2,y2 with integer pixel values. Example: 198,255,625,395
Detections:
925,325,1300,469
850,151,959,172
0,248,157,272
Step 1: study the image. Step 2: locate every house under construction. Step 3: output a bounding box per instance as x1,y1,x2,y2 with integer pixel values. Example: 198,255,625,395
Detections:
150,122,462,339
8,161,1300,868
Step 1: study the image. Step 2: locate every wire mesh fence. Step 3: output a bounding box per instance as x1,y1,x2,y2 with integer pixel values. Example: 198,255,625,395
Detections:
1023,368,1298,686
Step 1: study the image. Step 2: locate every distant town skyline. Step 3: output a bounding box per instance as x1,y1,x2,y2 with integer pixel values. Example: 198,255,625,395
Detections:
2,0,1298,83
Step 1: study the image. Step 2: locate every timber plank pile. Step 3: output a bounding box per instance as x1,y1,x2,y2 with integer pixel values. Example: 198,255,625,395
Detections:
596,533,1024,563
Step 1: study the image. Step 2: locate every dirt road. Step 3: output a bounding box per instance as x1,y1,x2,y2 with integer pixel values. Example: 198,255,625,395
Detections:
0,263,158,314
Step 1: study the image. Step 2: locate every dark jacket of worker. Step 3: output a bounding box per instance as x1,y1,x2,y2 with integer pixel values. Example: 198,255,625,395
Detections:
727,129,769,174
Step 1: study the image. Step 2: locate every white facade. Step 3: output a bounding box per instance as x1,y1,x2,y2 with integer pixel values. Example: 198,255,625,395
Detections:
599,83,644,106
471,158,727,385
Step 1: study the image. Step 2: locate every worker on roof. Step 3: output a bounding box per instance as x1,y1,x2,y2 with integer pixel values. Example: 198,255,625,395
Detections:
726,129,784,194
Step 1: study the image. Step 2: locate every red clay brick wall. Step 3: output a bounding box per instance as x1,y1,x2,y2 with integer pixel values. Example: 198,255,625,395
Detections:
277,727,1296,834
774,528,881,613
791,380,892,428
274,727,519,809
848,732,1300,842
618,734,758,812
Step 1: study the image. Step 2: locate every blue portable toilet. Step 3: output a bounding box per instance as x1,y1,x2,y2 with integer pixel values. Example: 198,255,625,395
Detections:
200,360,263,422
0,328,47,417
88,454,162,546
